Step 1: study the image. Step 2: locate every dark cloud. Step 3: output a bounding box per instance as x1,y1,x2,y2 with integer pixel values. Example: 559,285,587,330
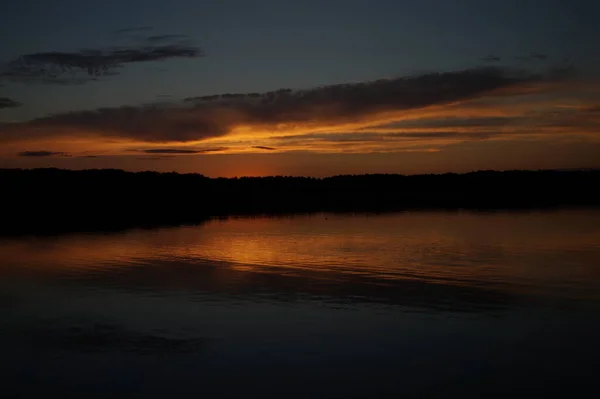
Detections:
271,131,499,143
1,65,571,143
146,34,189,43
375,116,522,130
480,55,501,62
547,65,577,80
386,131,495,139
585,106,600,114
18,150,69,157
113,26,153,34
252,146,276,150
136,156,175,160
0,97,22,109
364,109,599,134
516,53,549,62
0,34,203,85
141,147,228,154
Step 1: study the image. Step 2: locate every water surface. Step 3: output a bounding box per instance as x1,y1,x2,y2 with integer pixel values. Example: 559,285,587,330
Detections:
1,210,600,398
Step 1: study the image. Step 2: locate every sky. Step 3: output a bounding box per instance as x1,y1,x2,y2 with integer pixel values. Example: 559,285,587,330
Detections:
1,0,600,176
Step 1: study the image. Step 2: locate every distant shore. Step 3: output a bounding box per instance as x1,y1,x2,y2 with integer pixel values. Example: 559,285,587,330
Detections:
2,168,599,235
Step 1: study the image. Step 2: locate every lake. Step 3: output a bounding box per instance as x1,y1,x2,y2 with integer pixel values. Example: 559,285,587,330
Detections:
1,210,600,398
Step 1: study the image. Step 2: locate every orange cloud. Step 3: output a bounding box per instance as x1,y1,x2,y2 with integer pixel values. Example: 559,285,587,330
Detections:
2,63,599,160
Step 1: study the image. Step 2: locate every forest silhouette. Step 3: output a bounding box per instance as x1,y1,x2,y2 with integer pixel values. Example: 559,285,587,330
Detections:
2,168,599,235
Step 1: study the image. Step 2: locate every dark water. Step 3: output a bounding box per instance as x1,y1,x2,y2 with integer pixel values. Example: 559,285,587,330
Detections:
1,210,600,398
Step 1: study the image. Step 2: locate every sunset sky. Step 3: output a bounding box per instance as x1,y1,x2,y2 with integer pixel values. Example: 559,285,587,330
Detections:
1,0,600,176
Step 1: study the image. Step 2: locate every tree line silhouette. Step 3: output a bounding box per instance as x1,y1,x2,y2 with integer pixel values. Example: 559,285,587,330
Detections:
1,168,599,235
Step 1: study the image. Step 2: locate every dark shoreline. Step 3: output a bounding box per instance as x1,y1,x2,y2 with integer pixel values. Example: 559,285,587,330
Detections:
2,168,599,236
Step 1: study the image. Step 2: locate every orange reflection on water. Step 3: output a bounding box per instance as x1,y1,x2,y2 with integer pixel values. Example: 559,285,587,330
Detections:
1,210,600,301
